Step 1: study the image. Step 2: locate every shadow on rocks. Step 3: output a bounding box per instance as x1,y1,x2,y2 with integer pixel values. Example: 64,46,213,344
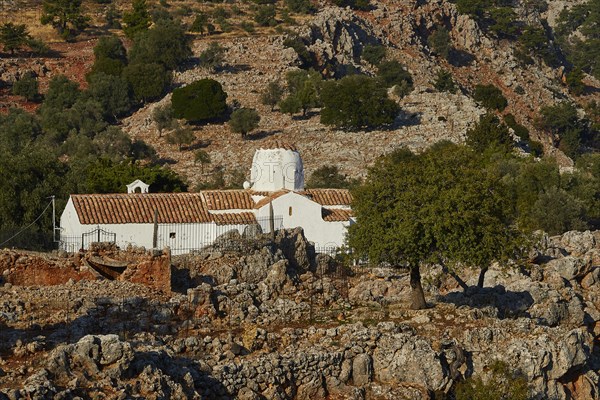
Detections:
437,285,534,319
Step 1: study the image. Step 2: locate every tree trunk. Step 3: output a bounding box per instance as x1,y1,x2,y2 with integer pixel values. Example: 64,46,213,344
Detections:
477,266,488,288
440,261,469,293
409,264,427,310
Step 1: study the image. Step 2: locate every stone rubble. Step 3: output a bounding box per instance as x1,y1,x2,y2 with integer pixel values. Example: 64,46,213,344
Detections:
0,229,598,399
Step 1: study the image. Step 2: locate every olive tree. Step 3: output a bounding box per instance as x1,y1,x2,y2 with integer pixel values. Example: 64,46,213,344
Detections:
348,142,525,309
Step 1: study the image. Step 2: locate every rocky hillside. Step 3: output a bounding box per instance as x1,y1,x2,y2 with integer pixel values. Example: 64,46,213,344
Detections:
121,0,599,186
0,228,598,399
1,0,598,188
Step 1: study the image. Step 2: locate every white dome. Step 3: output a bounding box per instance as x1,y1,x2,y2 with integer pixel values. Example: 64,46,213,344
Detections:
250,144,304,191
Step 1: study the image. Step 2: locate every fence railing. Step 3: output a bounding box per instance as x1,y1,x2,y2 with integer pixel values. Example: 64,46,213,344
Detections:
59,216,286,255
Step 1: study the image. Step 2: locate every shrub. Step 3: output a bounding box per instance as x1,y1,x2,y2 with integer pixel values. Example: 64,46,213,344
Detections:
377,61,413,96
166,124,195,150
199,42,225,72
285,0,314,14
454,360,529,400
433,70,457,93
466,113,513,153
332,0,370,11
254,5,277,27
428,26,451,59
229,107,260,138
260,81,284,111
283,37,313,68
306,165,358,188
123,62,171,103
361,44,386,66
321,74,399,129
12,72,39,101
171,79,228,123
473,84,508,111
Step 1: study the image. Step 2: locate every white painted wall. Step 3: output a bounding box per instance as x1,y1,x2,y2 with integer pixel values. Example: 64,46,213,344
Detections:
256,192,350,248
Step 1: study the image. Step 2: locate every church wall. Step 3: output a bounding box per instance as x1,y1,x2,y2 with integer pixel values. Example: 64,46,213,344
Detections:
257,193,349,248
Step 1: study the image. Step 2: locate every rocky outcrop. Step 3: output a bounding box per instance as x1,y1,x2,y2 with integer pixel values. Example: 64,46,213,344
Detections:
296,6,380,76
1,229,599,399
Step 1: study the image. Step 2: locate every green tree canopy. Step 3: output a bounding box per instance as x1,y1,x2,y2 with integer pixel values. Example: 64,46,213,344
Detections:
171,79,228,123
306,165,358,189
466,113,514,154
260,81,284,111
348,142,524,308
12,72,39,102
535,102,594,158
320,74,399,129
473,84,508,111
279,69,322,117
0,23,30,54
86,72,132,120
88,35,128,79
122,62,171,103
123,0,151,39
84,158,187,193
128,19,191,71
40,0,89,40
229,107,260,138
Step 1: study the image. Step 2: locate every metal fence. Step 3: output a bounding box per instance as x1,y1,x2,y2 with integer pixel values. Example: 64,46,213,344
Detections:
59,216,285,255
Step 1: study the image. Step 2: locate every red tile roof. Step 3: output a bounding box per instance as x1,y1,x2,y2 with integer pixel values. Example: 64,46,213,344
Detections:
258,141,297,151
201,190,255,210
71,188,353,225
301,189,353,206
71,193,212,224
322,208,354,222
212,212,257,226
253,191,290,209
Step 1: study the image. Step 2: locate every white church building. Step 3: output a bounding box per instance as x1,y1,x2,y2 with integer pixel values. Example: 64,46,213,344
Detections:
59,143,354,255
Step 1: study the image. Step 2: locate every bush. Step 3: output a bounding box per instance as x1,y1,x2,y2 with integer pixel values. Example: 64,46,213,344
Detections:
190,13,208,33
503,114,529,141
361,44,386,66
466,113,513,153
321,74,399,129
306,165,358,189
433,70,456,93
171,79,228,123
377,61,413,97
123,62,171,103
128,19,191,71
428,26,451,59
199,42,225,71
332,0,370,11
229,107,260,138
254,5,277,27
166,124,195,150
455,360,529,400
473,84,508,111
285,0,314,14
535,102,593,158
260,81,284,111
12,72,39,101
283,37,313,68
